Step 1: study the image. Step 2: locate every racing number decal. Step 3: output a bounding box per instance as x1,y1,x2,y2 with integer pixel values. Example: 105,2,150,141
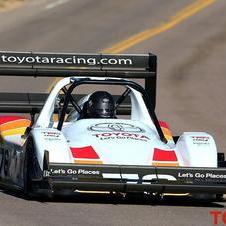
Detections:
142,174,177,184
102,173,177,184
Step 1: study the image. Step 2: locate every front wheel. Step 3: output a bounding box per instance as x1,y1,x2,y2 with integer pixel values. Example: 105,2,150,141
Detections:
23,138,41,196
216,153,226,202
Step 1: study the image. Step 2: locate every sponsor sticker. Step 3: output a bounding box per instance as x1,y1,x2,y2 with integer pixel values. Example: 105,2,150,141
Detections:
89,123,149,141
92,132,150,142
178,172,226,179
0,53,133,67
44,168,100,177
42,131,61,140
191,136,210,145
88,123,145,132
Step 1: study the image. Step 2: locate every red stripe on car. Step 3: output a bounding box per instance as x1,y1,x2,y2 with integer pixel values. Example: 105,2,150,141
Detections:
70,146,100,159
153,148,178,161
0,116,26,125
159,121,169,129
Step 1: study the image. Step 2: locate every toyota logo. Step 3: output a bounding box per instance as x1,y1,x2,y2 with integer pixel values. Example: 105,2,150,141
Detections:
88,123,145,132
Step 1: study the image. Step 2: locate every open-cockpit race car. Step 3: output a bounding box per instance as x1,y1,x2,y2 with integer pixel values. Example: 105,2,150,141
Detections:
0,51,225,199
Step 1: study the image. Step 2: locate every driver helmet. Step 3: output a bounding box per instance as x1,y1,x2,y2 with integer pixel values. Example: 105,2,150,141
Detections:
84,91,115,118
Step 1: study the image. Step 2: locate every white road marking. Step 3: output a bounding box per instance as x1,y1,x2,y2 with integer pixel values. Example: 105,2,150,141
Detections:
45,0,70,10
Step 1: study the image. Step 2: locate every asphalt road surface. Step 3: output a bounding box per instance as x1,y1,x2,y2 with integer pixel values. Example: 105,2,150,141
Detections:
0,0,225,225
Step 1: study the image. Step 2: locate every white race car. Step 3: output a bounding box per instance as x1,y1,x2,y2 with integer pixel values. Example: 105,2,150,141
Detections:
0,51,225,199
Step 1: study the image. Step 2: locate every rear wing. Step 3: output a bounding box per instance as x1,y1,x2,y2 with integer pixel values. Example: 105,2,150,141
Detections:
0,51,156,74
0,51,156,114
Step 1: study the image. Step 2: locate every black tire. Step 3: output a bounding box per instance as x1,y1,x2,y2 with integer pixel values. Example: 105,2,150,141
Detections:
0,147,4,173
1,148,10,178
216,153,226,202
191,193,217,202
216,194,224,202
23,138,41,196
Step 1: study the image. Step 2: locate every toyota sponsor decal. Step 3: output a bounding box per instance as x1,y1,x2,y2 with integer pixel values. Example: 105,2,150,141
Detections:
178,172,226,179
89,123,149,142
92,132,150,142
88,123,145,132
0,52,133,67
44,168,100,177
0,52,155,71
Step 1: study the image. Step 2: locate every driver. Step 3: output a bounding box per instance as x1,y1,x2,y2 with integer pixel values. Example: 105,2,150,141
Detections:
81,91,116,119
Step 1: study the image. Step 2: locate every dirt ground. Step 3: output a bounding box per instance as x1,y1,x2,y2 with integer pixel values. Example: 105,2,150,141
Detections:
0,0,25,11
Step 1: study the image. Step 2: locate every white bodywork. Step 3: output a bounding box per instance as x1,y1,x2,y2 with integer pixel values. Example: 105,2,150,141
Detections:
29,77,217,170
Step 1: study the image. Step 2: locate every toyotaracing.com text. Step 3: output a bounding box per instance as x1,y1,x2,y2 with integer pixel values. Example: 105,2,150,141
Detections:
0,54,133,66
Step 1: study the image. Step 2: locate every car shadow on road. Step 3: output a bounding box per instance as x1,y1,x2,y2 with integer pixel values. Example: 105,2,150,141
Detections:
46,194,226,208
1,188,225,208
